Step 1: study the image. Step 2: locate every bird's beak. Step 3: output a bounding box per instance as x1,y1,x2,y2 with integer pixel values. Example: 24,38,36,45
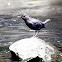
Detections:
17,15,21,18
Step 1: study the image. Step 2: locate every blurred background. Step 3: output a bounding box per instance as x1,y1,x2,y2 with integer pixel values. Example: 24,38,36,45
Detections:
0,0,62,62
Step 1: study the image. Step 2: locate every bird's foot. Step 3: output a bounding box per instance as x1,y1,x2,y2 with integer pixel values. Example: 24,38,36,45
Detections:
33,30,39,37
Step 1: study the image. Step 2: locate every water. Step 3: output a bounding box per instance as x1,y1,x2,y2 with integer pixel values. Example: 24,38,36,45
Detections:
0,0,62,62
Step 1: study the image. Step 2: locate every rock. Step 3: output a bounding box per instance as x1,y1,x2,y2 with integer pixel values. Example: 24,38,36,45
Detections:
9,37,55,62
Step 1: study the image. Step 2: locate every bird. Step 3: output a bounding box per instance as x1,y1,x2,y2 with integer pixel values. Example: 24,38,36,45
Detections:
18,13,50,37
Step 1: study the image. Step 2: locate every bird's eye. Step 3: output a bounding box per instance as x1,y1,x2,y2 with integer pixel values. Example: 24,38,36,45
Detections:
22,15,25,17
24,16,25,17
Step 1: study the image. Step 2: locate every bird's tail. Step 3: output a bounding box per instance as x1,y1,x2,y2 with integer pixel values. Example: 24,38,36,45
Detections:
42,19,51,24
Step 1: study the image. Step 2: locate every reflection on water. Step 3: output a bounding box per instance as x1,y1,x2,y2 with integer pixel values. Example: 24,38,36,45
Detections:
0,14,62,62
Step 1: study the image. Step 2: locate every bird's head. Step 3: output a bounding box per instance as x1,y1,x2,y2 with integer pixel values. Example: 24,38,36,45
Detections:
17,13,30,20
21,13,30,20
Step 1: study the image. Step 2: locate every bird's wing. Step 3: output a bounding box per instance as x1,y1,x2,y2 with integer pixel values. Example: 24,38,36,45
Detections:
26,18,44,30
31,21,42,28
28,18,42,27
29,18,42,23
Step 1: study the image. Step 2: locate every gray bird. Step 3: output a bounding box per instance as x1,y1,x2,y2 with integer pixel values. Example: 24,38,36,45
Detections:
18,13,50,37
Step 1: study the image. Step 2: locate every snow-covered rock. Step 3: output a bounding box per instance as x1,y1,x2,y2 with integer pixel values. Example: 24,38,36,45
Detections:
9,37,55,62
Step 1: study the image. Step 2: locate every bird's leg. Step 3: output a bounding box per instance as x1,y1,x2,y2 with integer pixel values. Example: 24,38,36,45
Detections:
33,30,37,37
33,31,36,37
35,30,39,37
33,30,39,37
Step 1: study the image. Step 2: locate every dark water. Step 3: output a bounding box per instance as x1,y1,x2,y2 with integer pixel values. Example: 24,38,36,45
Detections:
0,14,62,62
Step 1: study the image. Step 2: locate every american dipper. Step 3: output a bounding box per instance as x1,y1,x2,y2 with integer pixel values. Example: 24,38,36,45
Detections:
18,13,50,37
